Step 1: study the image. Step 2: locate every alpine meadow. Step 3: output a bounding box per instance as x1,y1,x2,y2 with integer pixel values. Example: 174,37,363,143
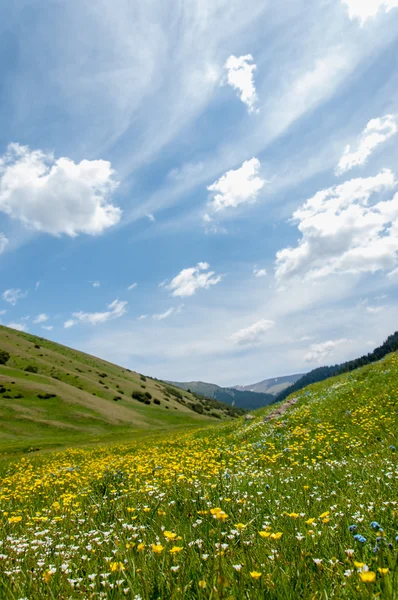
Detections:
1,0,398,599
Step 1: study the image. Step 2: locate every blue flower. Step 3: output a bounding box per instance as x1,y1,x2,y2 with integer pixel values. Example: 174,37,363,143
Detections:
348,525,358,533
370,521,381,531
353,534,366,543
389,445,396,452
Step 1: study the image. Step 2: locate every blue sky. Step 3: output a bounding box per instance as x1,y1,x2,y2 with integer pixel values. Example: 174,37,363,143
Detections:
1,0,398,386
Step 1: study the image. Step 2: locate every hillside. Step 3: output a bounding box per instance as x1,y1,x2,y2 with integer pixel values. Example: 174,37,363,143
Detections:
167,379,275,409
1,351,396,598
233,372,304,395
0,325,243,455
277,330,398,402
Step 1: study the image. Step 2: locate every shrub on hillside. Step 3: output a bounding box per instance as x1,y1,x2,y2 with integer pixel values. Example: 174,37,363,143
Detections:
0,349,10,365
153,398,161,405
24,365,38,374
144,392,152,399
132,390,147,402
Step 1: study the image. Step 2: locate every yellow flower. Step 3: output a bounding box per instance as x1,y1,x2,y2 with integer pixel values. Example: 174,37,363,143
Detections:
378,568,389,576
164,531,177,540
210,507,222,515
288,512,299,518
270,532,283,540
305,518,316,525
198,580,207,589
215,510,228,521
354,562,365,569
235,523,246,530
259,531,271,538
151,543,164,553
319,511,329,519
169,546,184,554
143,507,151,513
250,571,262,579
359,571,376,583
158,509,166,516
42,570,53,583
110,562,125,572
137,543,145,551
7,515,22,524
127,507,135,512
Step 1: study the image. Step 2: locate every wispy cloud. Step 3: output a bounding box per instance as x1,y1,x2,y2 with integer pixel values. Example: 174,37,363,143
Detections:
64,299,127,327
2,288,28,306
304,338,348,363
152,305,183,321
0,233,8,254
33,313,48,324
253,268,267,278
128,282,138,290
229,319,275,346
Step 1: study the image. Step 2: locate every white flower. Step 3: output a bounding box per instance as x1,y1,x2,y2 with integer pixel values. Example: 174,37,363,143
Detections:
171,566,180,572
232,564,243,571
344,570,353,577
313,559,323,565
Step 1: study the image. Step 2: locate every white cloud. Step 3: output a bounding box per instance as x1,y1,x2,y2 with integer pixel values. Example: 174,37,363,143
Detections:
35,281,40,291
7,322,27,332
275,169,398,280
33,313,48,324
146,213,156,222
167,262,222,297
0,143,121,237
152,305,183,321
229,319,275,346
342,0,398,24
137,314,147,320
42,324,54,331
224,54,258,113
366,305,384,314
304,338,348,363
128,282,138,290
253,268,267,278
336,114,398,175
91,281,101,288
207,158,265,213
0,309,6,316
2,288,28,305
0,233,8,253
64,299,127,328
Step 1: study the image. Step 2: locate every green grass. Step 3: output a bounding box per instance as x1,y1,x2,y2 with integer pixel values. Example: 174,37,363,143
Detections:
0,325,243,455
0,351,397,598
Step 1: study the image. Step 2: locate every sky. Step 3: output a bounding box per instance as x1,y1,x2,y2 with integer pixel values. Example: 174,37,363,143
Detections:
1,0,398,386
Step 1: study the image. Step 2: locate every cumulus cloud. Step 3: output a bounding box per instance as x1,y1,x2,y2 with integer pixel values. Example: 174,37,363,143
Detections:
0,143,121,237
342,0,398,24
7,322,27,332
64,299,127,328
336,114,398,175
0,233,8,253
167,262,222,297
304,339,348,363
33,313,48,324
2,288,28,305
207,158,265,213
42,324,54,331
152,305,183,321
224,54,258,113
229,319,275,346
253,267,267,278
275,169,398,280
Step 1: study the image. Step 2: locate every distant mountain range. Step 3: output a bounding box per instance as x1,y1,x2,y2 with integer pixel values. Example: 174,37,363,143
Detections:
166,380,275,410
233,373,304,395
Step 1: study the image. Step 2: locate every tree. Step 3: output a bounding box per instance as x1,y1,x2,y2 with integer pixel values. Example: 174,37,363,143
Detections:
0,349,10,365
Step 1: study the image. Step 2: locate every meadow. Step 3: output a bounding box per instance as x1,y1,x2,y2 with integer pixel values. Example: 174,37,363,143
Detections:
0,352,397,599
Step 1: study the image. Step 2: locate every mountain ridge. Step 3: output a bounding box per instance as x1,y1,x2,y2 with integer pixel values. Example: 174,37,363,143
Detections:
166,379,275,409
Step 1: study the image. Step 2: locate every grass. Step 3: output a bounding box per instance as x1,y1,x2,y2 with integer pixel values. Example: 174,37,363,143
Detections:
0,350,397,598
0,325,243,456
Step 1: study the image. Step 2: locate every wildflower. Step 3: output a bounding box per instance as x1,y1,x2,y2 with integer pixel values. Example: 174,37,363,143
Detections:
296,533,304,541
110,562,125,572
42,569,55,583
234,523,246,530
344,570,353,577
319,511,329,519
137,543,145,551
169,546,183,554
151,544,164,553
305,518,316,525
353,534,366,543
232,564,243,572
354,562,365,569
288,512,299,518
345,549,354,557
259,531,271,538
198,581,207,589
270,532,283,540
313,559,322,565
7,516,22,524
348,524,357,533
359,571,376,583
163,531,177,540
170,566,180,572
250,571,262,579
378,568,389,575
370,521,381,531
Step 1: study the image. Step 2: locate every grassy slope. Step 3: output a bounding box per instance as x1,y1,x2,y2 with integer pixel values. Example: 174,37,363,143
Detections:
0,351,396,598
0,325,241,455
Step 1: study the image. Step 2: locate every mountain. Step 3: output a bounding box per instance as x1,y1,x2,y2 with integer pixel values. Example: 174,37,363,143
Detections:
276,330,398,402
166,380,275,409
0,325,244,455
233,373,304,395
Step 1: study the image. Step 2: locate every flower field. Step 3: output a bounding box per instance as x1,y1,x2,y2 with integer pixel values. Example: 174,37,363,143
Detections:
1,354,397,599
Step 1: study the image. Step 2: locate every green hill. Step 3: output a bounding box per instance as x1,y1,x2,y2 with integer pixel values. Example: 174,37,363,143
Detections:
0,325,243,455
167,379,275,409
233,372,305,395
